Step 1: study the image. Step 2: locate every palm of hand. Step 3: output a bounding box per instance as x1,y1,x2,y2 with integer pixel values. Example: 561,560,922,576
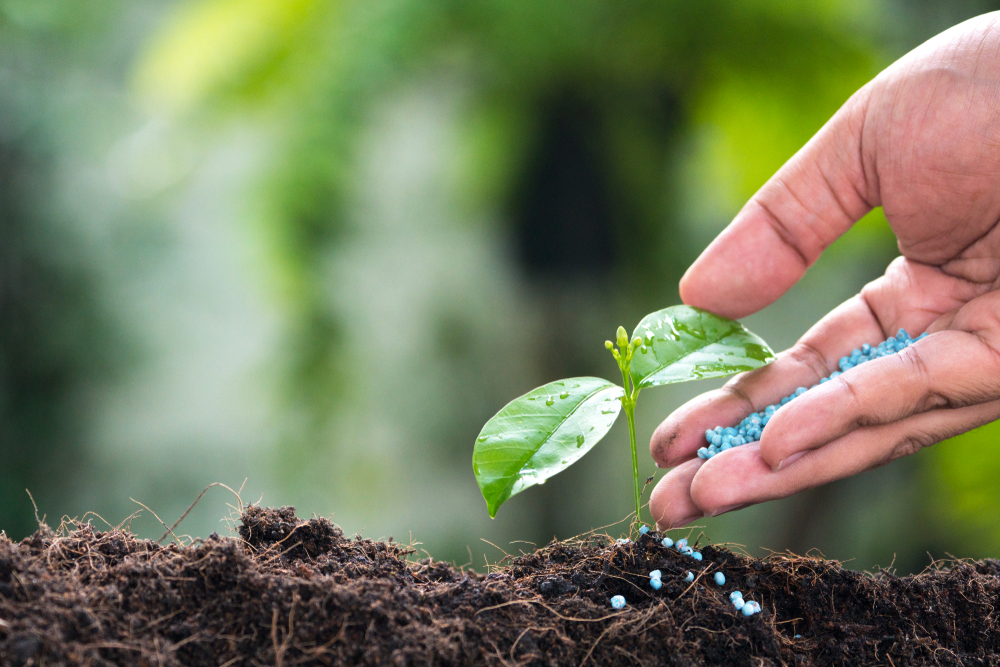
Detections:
649,14,1000,528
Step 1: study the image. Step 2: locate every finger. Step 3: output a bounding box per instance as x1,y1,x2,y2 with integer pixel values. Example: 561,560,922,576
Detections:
647,458,704,530
650,294,884,467
680,86,875,319
861,257,985,333
651,259,978,468
688,398,1000,516
760,291,1000,469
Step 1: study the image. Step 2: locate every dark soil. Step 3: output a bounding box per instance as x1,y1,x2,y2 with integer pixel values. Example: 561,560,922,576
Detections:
1,506,999,666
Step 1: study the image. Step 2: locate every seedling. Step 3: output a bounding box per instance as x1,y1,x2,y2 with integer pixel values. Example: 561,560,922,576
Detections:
472,305,774,527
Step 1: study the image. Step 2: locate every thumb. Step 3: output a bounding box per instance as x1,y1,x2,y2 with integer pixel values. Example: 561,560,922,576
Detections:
681,85,876,319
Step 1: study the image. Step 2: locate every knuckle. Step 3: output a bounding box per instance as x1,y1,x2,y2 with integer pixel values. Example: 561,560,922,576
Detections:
720,382,756,416
868,431,937,471
859,259,912,324
785,340,833,382
832,375,876,427
897,346,952,410
858,285,891,325
754,196,814,266
890,431,936,460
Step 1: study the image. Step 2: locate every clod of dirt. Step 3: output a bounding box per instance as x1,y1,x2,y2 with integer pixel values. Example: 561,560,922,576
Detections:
238,505,344,560
0,506,998,666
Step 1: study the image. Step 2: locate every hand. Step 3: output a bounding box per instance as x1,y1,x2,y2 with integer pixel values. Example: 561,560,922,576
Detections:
648,12,1000,528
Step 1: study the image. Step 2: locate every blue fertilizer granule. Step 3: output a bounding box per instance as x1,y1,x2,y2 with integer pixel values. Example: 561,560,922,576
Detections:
700,329,929,459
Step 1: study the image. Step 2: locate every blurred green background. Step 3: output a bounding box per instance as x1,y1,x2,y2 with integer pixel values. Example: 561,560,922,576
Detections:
3,0,1000,576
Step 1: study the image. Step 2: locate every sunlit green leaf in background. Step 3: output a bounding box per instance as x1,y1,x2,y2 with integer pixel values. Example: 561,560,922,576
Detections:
133,0,321,116
926,419,1000,555
629,305,774,389
473,377,624,518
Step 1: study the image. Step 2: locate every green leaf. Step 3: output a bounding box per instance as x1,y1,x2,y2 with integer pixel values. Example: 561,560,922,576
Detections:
473,377,624,518
629,305,774,389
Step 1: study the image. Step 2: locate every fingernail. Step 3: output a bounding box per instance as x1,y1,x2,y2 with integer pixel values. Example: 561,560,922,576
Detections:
662,514,701,528
773,452,805,472
710,503,748,517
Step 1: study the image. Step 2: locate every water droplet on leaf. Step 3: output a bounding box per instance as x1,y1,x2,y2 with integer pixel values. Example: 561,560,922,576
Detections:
559,392,569,399
545,398,554,406
576,434,585,447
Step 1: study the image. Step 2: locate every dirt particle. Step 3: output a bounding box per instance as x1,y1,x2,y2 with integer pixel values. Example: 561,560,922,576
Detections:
538,576,574,596
9,634,40,666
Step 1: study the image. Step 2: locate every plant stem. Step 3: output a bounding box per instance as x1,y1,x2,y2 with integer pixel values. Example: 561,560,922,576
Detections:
624,396,640,525
618,359,642,527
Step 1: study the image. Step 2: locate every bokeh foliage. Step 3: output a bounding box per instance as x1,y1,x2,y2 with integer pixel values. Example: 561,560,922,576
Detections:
0,0,132,538
927,420,1000,557
134,0,883,430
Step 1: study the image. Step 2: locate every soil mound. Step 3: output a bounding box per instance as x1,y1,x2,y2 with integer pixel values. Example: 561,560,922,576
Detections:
0,506,997,666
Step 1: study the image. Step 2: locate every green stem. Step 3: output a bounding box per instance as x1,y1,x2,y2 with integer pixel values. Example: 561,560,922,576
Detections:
625,396,640,525
610,330,644,531
618,364,642,527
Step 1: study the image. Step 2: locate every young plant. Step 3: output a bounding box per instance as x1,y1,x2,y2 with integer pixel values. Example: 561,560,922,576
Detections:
472,305,775,527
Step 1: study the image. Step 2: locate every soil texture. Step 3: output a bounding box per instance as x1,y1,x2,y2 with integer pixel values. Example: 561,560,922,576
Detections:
1,505,998,666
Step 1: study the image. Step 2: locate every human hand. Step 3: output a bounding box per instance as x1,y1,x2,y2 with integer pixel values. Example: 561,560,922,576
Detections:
649,12,1000,528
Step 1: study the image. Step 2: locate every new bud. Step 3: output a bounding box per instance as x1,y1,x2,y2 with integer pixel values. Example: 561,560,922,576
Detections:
616,326,628,348
631,337,641,348
605,341,614,350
